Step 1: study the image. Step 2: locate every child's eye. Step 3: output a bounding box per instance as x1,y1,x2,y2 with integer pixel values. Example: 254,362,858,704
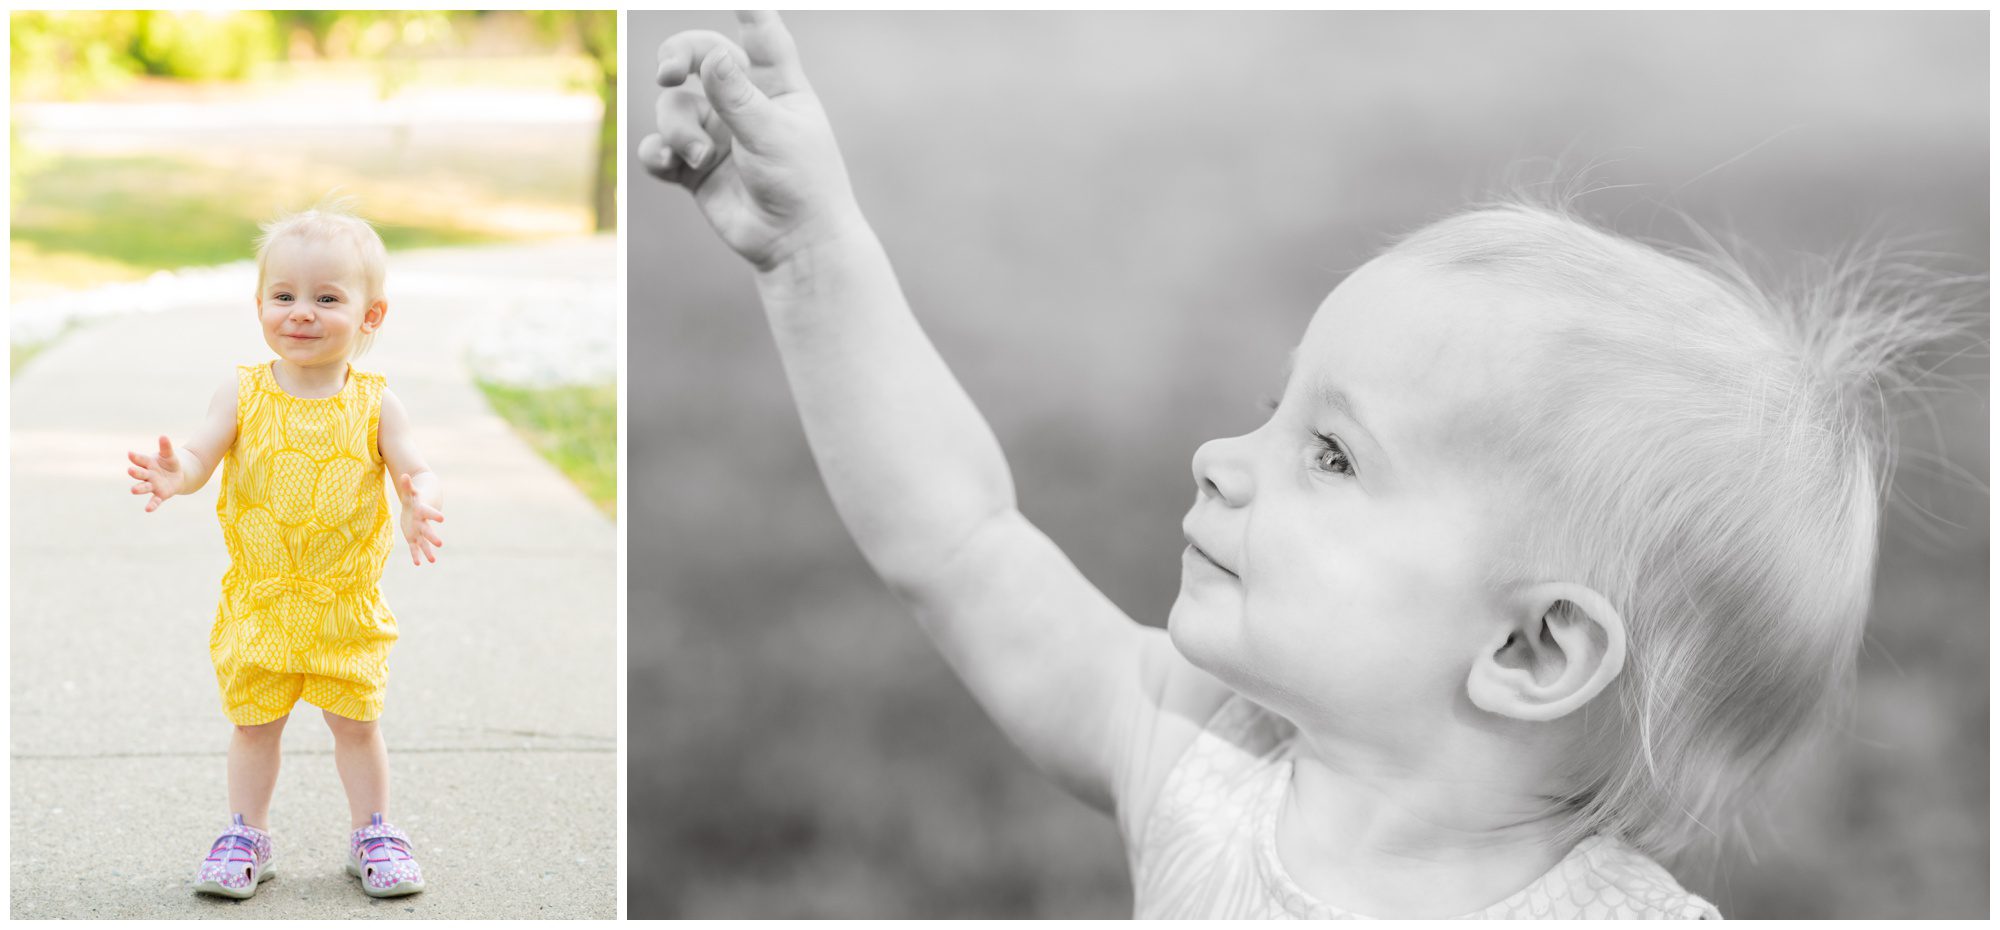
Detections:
274,293,292,302
1312,431,1356,477
318,295,337,303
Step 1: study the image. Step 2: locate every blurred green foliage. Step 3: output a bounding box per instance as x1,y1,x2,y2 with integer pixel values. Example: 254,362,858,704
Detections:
10,12,146,99
129,10,279,81
9,11,467,98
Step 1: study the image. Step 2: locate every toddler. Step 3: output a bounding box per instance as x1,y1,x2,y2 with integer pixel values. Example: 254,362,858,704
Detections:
644,13,1969,918
126,201,443,899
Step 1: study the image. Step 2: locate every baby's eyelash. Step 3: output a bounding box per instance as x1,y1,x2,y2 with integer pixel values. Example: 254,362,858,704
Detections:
1311,431,1357,477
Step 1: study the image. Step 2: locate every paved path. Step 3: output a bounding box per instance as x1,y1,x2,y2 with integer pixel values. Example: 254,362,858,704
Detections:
10,237,618,919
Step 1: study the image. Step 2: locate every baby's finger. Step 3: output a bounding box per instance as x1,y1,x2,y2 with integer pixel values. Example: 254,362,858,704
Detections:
157,435,175,460
657,29,743,87
638,133,680,182
697,48,776,140
735,11,810,97
129,451,154,469
146,495,163,513
418,537,438,564
655,87,720,171
418,504,445,523
420,522,444,547
131,481,152,495
128,466,148,481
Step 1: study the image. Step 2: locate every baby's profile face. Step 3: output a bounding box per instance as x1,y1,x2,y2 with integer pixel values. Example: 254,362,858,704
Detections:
1170,254,1560,736
257,234,381,368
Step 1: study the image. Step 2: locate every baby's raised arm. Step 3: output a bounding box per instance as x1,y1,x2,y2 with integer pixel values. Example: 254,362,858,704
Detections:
127,376,238,512
644,12,1180,812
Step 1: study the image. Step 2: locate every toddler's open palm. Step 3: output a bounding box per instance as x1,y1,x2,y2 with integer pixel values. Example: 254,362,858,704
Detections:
398,473,445,566
126,436,182,512
640,11,860,270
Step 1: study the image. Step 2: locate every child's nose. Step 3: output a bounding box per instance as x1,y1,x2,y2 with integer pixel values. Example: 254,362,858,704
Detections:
1191,434,1254,507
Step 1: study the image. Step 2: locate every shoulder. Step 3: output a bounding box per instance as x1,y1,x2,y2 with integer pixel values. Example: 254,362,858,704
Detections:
1542,836,1723,919
214,369,254,413
377,385,407,418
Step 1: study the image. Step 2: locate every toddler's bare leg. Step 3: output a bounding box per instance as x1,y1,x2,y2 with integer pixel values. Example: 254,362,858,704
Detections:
226,715,289,830
323,709,389,830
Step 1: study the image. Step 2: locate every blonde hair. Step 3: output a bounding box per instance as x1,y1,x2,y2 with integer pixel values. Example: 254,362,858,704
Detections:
254,194,389,357
1388,192,1981,859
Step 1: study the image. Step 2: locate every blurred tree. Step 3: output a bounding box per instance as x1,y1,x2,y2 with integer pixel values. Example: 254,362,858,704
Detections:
10,11,144,99
129,10,279,81
532,10,618,232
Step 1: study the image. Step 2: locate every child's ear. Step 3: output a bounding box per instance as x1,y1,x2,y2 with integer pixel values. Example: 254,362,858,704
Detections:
363,299,389,333
1466,582,1626,722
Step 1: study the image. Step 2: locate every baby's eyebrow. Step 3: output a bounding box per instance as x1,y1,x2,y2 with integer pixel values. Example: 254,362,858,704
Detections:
1283,348,1365,429
1316,384,1363,424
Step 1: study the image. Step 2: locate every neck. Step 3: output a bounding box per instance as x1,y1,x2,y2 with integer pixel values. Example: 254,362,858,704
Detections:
1275,720,1576,917
273,358,350,398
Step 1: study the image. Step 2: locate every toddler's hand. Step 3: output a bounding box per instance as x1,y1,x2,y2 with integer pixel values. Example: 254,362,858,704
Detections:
126,435,183,512
397,473,445,566
640,11,863,271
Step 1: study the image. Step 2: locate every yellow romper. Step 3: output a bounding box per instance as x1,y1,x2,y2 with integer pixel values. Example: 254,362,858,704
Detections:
211,361,398,725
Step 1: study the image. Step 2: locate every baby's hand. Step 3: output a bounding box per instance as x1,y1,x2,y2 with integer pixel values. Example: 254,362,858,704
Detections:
640,11,863,271
397,473,445,566
126,435,183,512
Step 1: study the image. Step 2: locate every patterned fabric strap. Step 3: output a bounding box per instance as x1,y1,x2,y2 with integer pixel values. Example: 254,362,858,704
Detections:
359,833,414,864
206,831,259,863
351,814,411,856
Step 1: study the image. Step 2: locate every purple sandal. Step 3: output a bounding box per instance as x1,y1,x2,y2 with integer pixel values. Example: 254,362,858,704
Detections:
192,814,275,899
346,813,426,897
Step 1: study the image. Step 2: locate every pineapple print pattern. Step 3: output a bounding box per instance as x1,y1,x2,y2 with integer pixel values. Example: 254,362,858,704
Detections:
1128,697,1722,919
212,362,397,725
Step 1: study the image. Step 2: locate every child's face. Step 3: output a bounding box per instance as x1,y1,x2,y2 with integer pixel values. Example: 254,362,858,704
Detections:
1169,254,1555,737
257,235,383,367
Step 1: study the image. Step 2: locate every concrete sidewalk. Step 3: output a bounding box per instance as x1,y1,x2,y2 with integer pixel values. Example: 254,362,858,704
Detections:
10,237,618,919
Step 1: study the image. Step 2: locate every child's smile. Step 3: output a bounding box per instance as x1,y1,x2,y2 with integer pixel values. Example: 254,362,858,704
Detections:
258,236,383,373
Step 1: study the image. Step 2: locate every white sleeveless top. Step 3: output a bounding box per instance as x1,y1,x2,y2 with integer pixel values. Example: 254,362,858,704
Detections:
1124,696,1722,919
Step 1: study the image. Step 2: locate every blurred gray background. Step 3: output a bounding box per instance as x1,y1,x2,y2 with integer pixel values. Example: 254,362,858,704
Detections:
628,12,1987,919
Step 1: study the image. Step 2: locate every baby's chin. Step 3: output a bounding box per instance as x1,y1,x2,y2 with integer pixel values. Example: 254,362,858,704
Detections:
1166,594,1242,680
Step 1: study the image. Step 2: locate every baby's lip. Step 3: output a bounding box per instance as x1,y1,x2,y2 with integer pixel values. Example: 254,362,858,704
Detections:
1182,529,1238,577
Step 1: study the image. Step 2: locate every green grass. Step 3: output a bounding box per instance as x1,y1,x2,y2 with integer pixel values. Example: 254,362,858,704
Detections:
12,341,50,378
477,379,617,518
11,152,506,290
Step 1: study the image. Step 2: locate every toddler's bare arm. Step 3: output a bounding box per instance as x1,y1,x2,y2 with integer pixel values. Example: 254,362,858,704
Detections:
645,12,1165,810
127,376,237,510
377,389,444,566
